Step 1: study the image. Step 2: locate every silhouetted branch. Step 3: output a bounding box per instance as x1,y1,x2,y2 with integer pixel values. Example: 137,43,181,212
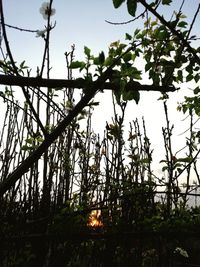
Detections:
0,74,176,92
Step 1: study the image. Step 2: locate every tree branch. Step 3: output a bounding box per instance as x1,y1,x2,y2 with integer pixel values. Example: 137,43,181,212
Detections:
0,74,176,92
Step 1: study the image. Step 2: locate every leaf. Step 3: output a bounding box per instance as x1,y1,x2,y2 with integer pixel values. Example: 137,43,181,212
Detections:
36,136,44,143
140,158,151,164
130,67,142,80
132,90,140,104
110,40,120,47
177,21,188,28
157,29,169,39
134,28,140,36
160,160,167,163
127,0,137,17
186,74,193,82
162,166,168,172
84,46,91,57
113,79,126,105
182,104,188,114
104,57,113,66
194,74,200,83
25,138,34,144
123,52,132,62
145,62,153,72
21,145,31,151
93,57,100,65
69,61,85,69
123,89,140,104
162,0,172,5
177,157,192,163
114,88,121,105
19,60,28,69
194,87,200,94
125,33,132,41
177,70,183,83
113,0,125,8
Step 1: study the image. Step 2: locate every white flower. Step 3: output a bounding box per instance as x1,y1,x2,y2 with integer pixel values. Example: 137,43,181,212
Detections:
174,247,189,258
39,2,56,20
36,29,47,38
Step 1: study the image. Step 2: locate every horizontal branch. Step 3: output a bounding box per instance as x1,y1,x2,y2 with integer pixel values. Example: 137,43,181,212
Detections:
0,74,176,92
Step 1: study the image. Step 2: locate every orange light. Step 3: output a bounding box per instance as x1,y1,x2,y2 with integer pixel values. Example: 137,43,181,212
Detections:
87,210,103,228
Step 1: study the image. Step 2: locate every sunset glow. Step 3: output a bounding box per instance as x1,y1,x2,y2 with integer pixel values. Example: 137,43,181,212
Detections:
87,210,103,228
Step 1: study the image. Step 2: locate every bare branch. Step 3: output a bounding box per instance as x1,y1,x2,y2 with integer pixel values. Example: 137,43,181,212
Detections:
0,74,176,92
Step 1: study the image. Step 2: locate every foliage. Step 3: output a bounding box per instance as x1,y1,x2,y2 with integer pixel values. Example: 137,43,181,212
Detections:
111,0,200,108
69,41,142,104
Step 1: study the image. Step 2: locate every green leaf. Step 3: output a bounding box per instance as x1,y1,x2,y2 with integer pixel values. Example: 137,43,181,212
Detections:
84,46,91,57
21,145,31,151
145,62,153,72
130,67,142,80
177,70,183,83
177,21,188,28
132,90,140,104
151,72,160,86
162,0,172,5
144,48,152,62
194,74,200,83
113,0,125,8
127,0,137,16
177,157,192,163
123,89,140,104
140,158,151,164
181,104,188,114
93,57,100,65
157,29,169,39
125,33,132,41
69,61,85,69
162,166,168,172
194,87,200,94
104,57,113,66
25,137,34,144
186,73,193,82
19,60,28,69
160,160,167,163
134,28,140,36
123,52,132,62
114,89,121,105
113,79,126,105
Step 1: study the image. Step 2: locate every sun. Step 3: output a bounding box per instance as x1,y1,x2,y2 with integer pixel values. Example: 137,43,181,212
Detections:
87,210,103,228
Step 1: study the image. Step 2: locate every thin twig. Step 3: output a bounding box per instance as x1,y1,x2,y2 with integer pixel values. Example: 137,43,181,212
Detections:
0,21,38,33
105,10,146,25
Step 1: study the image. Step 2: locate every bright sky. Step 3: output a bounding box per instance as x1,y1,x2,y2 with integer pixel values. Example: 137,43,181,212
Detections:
1,0,200,175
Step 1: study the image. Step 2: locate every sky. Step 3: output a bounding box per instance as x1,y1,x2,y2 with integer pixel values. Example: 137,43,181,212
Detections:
1,0,200,177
